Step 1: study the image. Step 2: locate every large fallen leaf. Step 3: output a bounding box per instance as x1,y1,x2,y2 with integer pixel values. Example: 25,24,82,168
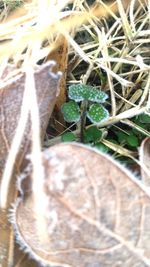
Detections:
0,61,61,267
13,143,150,267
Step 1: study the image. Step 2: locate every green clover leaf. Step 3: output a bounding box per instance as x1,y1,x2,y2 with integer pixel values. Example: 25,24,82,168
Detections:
87,103,109,124
61,132,76,142
61,101,80,123
84,126,102,143
69,84,108,103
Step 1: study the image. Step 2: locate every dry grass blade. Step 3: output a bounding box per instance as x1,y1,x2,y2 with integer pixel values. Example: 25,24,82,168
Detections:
101,139,137,158
116,0,133,40
0,208,15,267
0,0,134,63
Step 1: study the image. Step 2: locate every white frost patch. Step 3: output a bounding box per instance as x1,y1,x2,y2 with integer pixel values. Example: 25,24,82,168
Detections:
79,200,91,213
48,156,69,191
70,221,79,232
47,209,58,234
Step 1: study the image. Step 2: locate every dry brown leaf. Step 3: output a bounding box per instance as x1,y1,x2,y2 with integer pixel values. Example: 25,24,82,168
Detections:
0,62,61,176
139,137,150,187
47,34,68,132
0,61,61,267
13,143,150,267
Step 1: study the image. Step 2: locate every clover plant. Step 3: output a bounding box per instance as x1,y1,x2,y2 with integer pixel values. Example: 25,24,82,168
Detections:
61,84,109,142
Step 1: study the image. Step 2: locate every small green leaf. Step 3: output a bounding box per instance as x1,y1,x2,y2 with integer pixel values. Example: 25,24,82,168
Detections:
94,142,109,153
126,135,139,147
61,132,76,142
116,132,128,143
138,113,150,123
69,84,108,103
61,101,80,123
87,104,109,124
84,126,102,143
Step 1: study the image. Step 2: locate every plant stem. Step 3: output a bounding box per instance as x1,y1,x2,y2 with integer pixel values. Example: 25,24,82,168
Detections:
80,100,88,142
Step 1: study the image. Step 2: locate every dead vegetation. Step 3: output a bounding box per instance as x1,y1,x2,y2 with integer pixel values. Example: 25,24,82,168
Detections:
0,0,150,266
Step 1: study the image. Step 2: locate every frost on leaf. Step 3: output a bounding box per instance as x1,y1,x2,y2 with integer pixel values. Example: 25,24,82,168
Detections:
61,101,80,122
69,84,108,103
14,143,150,267
87,103,109,124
